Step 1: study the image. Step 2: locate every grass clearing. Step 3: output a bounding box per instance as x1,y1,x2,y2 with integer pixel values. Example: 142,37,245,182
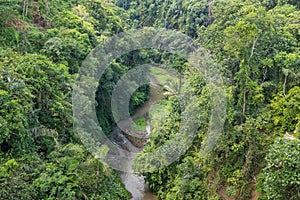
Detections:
132,117,147,131
149,67,178,85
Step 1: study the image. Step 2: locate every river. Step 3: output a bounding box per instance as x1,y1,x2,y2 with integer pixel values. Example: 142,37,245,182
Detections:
108,67,178,200
124,79,166,200
109,82,163,200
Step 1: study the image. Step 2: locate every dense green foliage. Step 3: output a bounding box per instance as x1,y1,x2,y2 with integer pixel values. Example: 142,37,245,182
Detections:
0,0,299,199
0,0,135,199
126,0,300,199
257,138,299,200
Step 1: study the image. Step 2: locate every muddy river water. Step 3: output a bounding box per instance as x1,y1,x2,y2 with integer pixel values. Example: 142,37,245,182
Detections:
112,81,164,200
108,67,178,200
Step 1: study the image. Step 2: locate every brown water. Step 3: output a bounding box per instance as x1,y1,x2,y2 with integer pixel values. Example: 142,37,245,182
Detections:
108,82,162,200
120,82,162,200
112,68,178,200
132,77,165,121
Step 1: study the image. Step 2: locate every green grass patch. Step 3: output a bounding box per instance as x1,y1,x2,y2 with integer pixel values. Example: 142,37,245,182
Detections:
132,117,147,131
149,67,178,85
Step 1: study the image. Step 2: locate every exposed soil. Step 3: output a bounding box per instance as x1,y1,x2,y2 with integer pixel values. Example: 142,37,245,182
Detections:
122,130,147,149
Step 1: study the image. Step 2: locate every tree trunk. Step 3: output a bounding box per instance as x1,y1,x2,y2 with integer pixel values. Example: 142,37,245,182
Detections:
25,0,29,17
22,0,28,19
283,75,287,96
45,0,49,15
242,89,247,115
